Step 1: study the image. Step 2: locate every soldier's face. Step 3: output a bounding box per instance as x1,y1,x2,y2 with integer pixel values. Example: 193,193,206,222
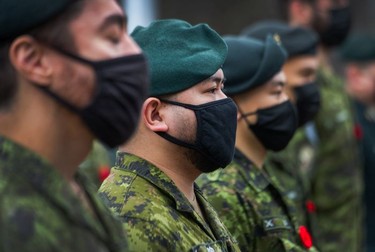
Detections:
163,69,227,143
235,71,288,125
162,69,228,171
46,0,141,109
313,0,349,30
346,63,375,105
282,56,319,103
69,0,140,60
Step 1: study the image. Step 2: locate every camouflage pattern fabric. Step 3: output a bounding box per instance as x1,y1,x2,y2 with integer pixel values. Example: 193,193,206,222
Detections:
98,152,240,252
197,149,319,252
265,126,319,244
0,136,128,252
309,67,364,252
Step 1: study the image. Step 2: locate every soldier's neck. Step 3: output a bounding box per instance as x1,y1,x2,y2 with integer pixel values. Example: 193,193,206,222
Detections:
318,46,333,72
0,86,93,181
150,155,200,207
235,124,267,169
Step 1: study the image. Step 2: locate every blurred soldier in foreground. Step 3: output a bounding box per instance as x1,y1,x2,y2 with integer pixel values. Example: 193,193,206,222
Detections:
0,0,148,251
99,19,240,252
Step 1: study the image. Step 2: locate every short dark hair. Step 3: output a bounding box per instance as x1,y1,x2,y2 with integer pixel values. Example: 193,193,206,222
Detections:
0,0,86,111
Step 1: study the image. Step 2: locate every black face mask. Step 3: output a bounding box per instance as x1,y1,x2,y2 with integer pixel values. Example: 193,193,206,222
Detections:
157,98,238,172
315,7,351,47
39,47,149,148
242,100,298,151
294,82,321,127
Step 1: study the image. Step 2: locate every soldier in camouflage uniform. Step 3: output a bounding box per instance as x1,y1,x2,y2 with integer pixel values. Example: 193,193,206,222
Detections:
340,34,375,251
282,1,364,251
311,66,363,252
0,0,148,251
197,35,319,251
99,19,240,252
242,22,320,242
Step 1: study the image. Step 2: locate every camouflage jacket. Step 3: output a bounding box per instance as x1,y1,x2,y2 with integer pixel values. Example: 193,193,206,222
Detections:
98,152,240,252
197,149,319,252
265,125,319,243
0,136,127,252
309,67,364,251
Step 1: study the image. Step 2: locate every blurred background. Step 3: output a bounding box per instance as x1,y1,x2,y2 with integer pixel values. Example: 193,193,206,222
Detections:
123,0,374,35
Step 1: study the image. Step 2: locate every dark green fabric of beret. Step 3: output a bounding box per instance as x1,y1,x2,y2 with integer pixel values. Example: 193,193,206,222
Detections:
340,34,375,62
241,21,318,58
0,0,73,41
131,19,228,96
223,35,288,95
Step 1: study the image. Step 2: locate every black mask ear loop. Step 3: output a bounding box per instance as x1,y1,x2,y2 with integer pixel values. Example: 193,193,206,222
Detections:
26,37,86,114
238,105,257,126
153,98,198,149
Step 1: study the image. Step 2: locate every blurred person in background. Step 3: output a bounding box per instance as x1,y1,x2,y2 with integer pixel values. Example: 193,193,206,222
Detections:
341,34,375,252
279,0,364,251
242,21,321,245
0,0,148,251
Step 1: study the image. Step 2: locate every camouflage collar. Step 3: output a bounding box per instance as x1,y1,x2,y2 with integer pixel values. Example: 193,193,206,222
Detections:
115,152,196,213
0,136,73,198
317,66,343,89
233,149,270,192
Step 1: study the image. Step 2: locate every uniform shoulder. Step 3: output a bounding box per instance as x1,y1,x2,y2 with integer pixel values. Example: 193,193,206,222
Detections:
99,167,173,221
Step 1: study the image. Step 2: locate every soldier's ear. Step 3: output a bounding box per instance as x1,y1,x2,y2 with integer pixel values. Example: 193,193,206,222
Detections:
237,110,242,121
142,97,169,132
9,35,53,87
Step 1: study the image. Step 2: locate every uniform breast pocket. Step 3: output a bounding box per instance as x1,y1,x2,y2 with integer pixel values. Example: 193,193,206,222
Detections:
262,216,293,232
255,216,298,251
190,240,229,252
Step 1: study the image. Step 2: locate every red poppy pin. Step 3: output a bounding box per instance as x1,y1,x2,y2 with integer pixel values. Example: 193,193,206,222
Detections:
305,199,316,213
353,123,363,140
299,226,313,249
98,165,111,183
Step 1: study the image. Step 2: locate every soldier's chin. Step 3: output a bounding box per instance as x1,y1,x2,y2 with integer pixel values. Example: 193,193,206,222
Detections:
184,149,219,173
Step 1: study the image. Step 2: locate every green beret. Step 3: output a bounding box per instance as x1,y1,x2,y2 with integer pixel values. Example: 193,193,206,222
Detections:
223,35,287,95
0,0,73,41
131,19,228,96
241,21,318,58
340,34,375,62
